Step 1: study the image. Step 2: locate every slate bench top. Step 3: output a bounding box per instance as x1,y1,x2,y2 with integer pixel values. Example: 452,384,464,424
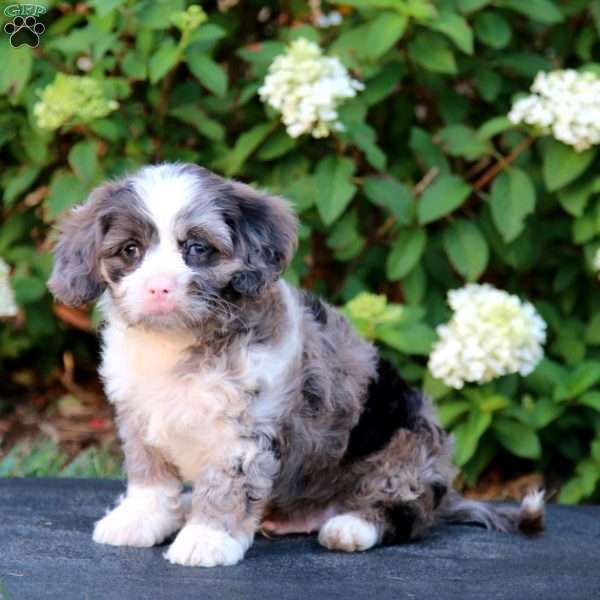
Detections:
1,477,599,600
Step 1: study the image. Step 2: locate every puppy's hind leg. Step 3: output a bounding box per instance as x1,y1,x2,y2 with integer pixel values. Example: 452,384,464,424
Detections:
318,511,382,552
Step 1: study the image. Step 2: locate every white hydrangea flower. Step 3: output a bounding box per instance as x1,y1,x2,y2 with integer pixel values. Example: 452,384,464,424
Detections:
258,38,364,139
0,258,17,318
508,69,600,152
428,284,547,389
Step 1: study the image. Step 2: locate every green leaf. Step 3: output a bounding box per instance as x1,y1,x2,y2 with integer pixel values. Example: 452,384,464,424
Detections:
457,0,491,12
478,116,513,140
586,313,600,346
489,168,536,242
557,177,594,217
493,418,541,459
403,264,427,306
136,0,180,30
257,129,297,161
528,397,563,429
121,50,147,79
238,41,286,77
2,166,40,208
423,371,451,401
453,410,492,466
572,212,596,244
362,177,414,224
478,394,511,413
386,228,427,281
224,122,276,176
555,362,600,401
437,400,470,428
186,52,228,97
542,139,597,191
148,39,180,83
496,52,551,78
418,175,471,224
559,477,585,504
361,64,404,106
377,322,436,356
430,11,474,54
408,32,457,74
409,128,450,174
343,121,387,171
0,38,32,98
90,0,126,16
438,125,492,160
474,11,512,48
68,140,99,183
443,218,489,281
314,156,357,226
579,392,600,411
12,275,47,304
474,67,502,102
501,0,564,24
169,104,225,141
366,12,407,60
45,173,89,218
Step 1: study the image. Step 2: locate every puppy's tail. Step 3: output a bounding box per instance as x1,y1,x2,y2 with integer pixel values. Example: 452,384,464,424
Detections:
439,489,545,535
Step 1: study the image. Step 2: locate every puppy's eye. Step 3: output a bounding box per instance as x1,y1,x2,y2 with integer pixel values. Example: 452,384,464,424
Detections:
187,242,210,257
121,242,140,261
183,240,214,266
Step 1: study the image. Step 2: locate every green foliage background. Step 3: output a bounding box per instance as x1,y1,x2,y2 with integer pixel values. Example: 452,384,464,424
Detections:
1,0,600,501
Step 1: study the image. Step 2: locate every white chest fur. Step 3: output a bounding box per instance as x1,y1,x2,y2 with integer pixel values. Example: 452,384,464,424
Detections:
100,320,252,481
98,283,303,482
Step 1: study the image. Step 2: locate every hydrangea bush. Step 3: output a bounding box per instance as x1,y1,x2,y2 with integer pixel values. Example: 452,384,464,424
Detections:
2,0,600,502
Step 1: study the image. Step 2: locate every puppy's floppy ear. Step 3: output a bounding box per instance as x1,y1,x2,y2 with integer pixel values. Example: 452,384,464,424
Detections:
225,180,298,297
48,183,113,306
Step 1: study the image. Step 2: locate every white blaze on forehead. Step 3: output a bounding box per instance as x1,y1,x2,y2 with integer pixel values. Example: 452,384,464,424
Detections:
117,165,200,317
132,164,199,246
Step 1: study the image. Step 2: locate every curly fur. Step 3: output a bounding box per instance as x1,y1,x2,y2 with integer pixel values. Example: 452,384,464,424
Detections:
48,163,544,567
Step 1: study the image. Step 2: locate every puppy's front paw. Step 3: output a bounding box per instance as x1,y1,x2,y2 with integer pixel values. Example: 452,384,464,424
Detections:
164,524,245,567
318,514,379,553
93,492,183,547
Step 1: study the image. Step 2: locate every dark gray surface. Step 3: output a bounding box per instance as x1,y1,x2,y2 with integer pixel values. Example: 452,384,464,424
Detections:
0,478,599,600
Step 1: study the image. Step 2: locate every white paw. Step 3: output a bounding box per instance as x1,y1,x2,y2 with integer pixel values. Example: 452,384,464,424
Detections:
164,524,246,567
318,514,379,552
93,489,183,547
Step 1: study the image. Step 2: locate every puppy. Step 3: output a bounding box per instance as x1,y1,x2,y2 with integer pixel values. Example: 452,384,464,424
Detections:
48,163,544,567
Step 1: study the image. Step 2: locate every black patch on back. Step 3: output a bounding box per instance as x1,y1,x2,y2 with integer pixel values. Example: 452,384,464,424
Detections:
343,358,423,463
302,291,327,325
383,504,416,544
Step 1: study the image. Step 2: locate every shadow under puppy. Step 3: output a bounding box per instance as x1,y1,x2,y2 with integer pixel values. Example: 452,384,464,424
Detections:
48,163,544,567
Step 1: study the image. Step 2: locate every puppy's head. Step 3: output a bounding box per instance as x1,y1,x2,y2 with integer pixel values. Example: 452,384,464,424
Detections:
48,163,297,328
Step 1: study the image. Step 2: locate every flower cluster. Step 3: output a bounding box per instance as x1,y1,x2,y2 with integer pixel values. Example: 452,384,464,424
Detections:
428,284,547,389
345,292,403,340
346,292,403,323
259,38,364,138
34,74,119,131
508,69,600,151
170,4,207,31
0,259,17,318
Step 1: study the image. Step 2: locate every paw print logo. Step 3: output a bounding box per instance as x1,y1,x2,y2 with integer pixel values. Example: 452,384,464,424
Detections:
4,15,45,48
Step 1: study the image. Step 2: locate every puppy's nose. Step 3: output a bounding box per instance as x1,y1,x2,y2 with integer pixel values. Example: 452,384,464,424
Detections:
145,277,174,298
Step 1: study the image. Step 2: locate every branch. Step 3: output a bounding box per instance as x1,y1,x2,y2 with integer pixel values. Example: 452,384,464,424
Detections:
472,137,534,191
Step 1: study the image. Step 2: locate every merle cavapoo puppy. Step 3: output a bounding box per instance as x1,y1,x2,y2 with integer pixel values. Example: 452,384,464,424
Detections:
48,163,544,567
